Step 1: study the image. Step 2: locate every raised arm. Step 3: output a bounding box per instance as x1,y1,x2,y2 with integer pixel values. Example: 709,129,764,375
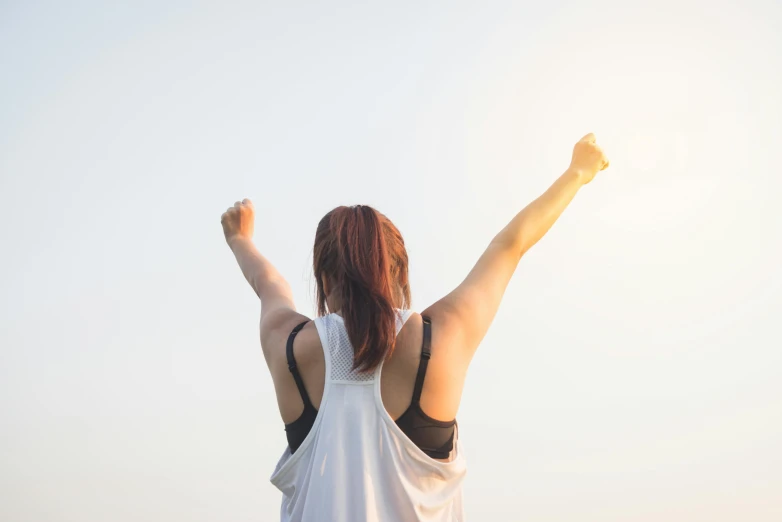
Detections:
221,199,298,326
422,133,610,361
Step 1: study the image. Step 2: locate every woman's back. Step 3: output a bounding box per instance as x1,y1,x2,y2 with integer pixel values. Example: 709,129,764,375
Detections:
273,310,468,442
270,310,467,522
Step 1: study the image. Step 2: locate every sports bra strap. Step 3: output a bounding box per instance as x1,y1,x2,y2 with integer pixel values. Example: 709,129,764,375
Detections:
410,315,432,404
286,320,313,409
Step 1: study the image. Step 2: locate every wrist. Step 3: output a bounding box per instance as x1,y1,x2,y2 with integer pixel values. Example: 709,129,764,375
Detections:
227,235,253,251
564,167,587,185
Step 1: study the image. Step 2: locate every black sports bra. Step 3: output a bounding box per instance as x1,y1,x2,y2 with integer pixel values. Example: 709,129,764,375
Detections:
283,315,457,460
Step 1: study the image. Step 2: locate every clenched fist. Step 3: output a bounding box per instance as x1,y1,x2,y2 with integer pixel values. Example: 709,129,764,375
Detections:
569,133,610,185
221,198,255,246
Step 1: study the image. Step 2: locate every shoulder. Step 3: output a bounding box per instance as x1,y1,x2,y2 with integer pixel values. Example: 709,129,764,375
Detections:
394,310,459,369
260,308,315,368
419,304,472,367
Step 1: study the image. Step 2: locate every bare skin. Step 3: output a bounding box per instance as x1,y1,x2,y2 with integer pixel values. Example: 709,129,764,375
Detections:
222,133,610,461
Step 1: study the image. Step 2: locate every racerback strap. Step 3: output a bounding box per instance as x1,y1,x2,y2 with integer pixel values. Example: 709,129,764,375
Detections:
410,315,432,404
286,320,313,409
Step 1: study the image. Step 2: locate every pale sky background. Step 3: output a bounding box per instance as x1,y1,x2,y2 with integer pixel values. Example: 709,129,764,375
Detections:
1,1,781,520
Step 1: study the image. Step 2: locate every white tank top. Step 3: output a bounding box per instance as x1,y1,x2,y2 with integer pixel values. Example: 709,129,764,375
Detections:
269,309,467,521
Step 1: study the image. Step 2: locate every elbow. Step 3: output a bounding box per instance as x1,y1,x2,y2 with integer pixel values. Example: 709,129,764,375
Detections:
491,235,526,262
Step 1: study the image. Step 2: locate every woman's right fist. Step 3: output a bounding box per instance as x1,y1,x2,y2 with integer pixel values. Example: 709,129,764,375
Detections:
221,198,255,247
569,133,610,184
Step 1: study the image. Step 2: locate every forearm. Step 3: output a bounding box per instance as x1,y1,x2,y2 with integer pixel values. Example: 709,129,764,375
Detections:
228,237,293,301
493,168,585,258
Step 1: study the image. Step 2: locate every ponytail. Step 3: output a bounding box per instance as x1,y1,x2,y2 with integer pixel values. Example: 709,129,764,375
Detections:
313,205,411,372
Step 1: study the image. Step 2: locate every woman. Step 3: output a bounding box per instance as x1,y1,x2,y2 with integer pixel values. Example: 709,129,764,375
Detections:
221,133,610,521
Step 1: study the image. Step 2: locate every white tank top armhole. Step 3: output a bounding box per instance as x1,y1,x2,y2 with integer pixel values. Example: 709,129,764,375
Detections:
271,315,334,478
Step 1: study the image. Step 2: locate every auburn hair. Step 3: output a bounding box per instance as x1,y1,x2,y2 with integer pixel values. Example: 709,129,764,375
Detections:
313,205,411,373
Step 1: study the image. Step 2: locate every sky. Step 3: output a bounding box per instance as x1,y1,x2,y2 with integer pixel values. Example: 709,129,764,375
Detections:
1,1,780,520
